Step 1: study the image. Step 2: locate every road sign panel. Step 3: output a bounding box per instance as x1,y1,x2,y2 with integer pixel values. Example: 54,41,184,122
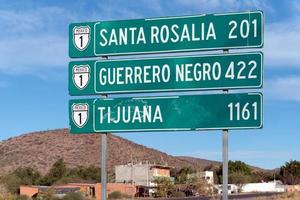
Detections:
69,52,263,95
69,11,263,58
69,93,263,133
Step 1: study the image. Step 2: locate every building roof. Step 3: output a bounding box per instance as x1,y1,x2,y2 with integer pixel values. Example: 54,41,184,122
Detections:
150,165,171,170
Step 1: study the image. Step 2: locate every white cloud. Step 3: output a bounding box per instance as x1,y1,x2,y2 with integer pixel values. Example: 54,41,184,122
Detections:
264,77,300,101
264,19,300,68
292,0,300,12
175,0,273,12
95,3,141,20
0,7,69,36
0,36,67,74
0,6,71,75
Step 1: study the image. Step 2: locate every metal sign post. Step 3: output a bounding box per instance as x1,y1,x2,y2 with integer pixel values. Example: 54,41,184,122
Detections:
101,56,108,200
222,127,229,200
222,49,229,200
101,132,107,200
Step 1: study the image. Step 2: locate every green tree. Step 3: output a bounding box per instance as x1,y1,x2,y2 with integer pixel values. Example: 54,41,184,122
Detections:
228,160,251,175
79,165,101,181
13,167,41,185
41,159,67,185
229,172,252,190
67,165,101,181
175,167,195,184
0,167,41,194
154,177,174,198
250,171,278,183
279,160,300,185
217,160,252,185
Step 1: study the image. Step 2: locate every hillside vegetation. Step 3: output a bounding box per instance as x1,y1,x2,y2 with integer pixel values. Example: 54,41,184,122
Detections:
0,129,220,175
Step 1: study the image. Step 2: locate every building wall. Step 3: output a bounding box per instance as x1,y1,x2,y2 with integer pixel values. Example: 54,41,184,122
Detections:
242,182,285,193
133,164,150,185
115,164,150,186
20,186,39,197
115,164,171,186
153,168,170,177
115,165,132,183
94,183,137,200
203,171,214,184
67,183,97,199
20,183,137,200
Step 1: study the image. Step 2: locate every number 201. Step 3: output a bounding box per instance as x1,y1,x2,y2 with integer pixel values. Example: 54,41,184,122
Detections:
228,19,257,39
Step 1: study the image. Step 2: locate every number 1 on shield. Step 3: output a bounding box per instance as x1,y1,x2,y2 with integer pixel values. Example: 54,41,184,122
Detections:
78,113,82,125
79,75,83,86
79,36,83,47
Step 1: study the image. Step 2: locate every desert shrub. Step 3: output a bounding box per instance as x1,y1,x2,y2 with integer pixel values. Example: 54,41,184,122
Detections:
108,191,122,199
67,165,101,182
153,177,174,198
0,194,28,200
13,167,41,185
0,167,41,194
35,189,58,200
171,191,186,197
61,192,84,200
0,184,8,196
16,195,29,200
0,174,22,194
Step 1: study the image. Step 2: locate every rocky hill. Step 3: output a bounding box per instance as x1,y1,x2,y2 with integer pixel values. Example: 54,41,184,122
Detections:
0,129,222,175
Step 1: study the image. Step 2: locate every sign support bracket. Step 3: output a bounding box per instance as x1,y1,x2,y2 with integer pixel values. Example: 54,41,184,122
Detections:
222,49,229,200
101,56,108,200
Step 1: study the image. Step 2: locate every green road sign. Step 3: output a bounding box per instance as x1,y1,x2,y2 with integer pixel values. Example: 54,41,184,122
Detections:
69,52,263,95
69,11,263,58
69,93,263,133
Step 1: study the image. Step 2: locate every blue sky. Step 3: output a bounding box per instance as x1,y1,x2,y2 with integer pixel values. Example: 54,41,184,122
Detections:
0,0,300,169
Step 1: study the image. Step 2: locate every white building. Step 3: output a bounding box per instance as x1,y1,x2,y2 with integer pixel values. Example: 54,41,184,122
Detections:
241,181,285,193
115,163,171,186
187,171,214,184
217,184,239,194
199,171,214,184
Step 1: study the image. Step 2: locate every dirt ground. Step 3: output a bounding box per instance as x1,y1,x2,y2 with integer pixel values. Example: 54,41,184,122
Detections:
255,192,300,200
